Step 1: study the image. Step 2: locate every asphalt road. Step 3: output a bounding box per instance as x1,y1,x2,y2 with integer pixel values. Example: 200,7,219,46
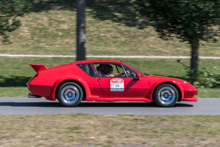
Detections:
0,97,219,115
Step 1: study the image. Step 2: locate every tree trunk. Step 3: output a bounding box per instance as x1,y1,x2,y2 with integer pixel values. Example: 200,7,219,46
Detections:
190,38,199,73
76,0,86,61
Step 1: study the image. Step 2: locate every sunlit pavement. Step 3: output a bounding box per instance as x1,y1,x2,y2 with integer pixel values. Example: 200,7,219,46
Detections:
0,97,219,115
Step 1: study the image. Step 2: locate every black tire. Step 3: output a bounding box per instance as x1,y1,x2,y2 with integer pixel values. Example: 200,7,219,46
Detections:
153,84,179,107
57,82,83,107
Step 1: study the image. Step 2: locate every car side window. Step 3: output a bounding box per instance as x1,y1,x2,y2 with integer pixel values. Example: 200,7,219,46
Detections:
77,63,96,77
93,63,127,78
122,65,137,78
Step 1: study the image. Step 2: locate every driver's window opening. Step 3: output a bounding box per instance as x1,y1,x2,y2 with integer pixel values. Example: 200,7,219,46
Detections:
93,63,137,78
93,63,127,78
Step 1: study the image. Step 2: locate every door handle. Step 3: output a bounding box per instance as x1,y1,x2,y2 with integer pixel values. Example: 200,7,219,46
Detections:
97,78,102,83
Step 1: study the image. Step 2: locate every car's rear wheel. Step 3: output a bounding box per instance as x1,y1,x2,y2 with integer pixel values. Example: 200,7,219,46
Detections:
154,84,178,107
57,82,83,107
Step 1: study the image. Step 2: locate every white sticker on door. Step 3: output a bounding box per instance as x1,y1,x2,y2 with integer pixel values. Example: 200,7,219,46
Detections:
110,78,124,91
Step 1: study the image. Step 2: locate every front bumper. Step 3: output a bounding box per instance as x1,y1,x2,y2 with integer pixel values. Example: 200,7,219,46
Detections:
182,90,198,102
182,97,198,102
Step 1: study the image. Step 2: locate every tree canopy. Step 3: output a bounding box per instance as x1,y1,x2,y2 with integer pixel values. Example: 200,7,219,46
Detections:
135,0,220,73
0,0,31,43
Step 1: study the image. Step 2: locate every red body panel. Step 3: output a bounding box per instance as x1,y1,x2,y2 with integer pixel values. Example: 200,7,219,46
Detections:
27,59,198,103
97,77,150,98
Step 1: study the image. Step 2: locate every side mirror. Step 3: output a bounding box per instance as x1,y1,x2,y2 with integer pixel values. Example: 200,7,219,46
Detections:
136,73,141,80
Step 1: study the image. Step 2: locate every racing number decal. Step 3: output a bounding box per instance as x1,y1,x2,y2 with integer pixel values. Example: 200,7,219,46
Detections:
110,78,124,91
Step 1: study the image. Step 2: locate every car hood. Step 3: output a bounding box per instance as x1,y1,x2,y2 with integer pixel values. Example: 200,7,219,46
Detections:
147,75,184,82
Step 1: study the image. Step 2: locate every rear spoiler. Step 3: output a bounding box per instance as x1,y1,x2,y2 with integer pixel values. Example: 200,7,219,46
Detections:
29,64,47,73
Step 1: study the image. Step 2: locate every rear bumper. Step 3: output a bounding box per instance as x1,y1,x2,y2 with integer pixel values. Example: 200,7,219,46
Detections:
28,93,42,98
28,85,53,99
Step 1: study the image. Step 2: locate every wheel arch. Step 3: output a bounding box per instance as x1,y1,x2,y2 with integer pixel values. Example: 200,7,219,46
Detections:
55,80,86,101
151,82,183,102
50,76,91,101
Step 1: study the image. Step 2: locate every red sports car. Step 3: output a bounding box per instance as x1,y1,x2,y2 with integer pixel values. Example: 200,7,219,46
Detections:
27,59,198,107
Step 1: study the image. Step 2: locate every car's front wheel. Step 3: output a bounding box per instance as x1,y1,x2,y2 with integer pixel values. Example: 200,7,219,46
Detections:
154,84,179,107
57,82,83,107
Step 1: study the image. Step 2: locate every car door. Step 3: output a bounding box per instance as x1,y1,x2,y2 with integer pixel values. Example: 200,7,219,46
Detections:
121,64,150,98
92,63,125,98
77,63,102,97
93,63,150,98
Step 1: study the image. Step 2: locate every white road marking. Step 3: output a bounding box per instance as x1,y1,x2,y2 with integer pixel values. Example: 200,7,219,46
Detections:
0,54,219,59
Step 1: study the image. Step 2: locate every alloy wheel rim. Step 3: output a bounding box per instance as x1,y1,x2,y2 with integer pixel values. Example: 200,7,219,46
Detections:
158,87,176,105
61,85,80,104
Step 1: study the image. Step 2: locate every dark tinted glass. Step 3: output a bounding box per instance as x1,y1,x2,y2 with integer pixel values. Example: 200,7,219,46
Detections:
77,63,96,77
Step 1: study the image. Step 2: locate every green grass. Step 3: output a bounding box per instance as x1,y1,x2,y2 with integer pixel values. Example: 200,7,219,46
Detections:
0,57,219,97
0,114,220,146
198,88,220,98
0,0,219,56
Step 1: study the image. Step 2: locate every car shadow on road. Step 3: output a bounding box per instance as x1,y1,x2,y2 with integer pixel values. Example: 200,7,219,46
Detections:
0,102,61,107
0,102,194,108
78,102,194,108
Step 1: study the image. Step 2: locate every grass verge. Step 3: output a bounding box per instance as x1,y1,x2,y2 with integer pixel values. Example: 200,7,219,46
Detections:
0,114,220,146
